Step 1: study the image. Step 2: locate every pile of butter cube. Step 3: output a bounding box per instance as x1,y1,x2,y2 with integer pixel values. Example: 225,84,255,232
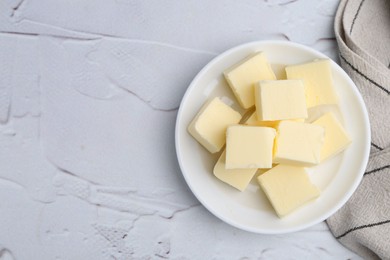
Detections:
188,52,351,217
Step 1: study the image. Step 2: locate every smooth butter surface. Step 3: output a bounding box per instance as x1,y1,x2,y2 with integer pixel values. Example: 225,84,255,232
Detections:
274,121,325,165
257,164,320,217
226,125,276,169
312,112,351,162
255,79,308,121
245,111,280,128
213,151,257,191
285,59,338,108
188,97,241,153
224,52,276,109
245,111,305,128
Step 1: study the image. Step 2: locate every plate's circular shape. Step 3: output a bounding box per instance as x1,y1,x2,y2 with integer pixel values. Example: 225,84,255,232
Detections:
175,40,370,234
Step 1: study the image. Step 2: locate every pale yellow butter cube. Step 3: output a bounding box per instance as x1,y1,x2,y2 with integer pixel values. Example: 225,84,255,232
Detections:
312,112,351,162
274,121,325,165
224,52,276,109
257,164,320,217
188,97,241,153
213,151,257,191
255,80,308,121
285,59,338,108
226,125,276,169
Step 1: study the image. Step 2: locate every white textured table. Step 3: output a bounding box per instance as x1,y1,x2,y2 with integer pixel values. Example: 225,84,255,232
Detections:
0,0,363,259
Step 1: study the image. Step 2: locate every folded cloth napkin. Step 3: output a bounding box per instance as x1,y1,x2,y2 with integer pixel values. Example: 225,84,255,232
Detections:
327,0,390,259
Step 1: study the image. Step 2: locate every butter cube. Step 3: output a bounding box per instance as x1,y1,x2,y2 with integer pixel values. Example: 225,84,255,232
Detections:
312,113,351,162
255,80,308,121
226,125,276,169
257,164,320,217
213,151,257,191
274,121,325,165
285,59,338,108
224,52,276,109
188,97,241,153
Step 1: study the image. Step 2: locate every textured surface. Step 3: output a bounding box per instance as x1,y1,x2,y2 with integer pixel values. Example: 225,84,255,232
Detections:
327,0,390,259
0,0,362,259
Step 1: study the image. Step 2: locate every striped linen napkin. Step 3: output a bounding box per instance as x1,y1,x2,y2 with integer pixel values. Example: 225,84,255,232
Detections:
326,0,390,259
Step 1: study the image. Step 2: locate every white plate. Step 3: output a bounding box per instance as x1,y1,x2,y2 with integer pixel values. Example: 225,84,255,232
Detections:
175,41,370,234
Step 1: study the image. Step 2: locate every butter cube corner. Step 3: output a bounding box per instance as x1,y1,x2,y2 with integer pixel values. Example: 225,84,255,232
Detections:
255,79,308,121
224,52,276,109
213,151,257,191
226,125,276,169
285,59,338,108
188,97,241,153
245,111,280,128
274,121,325,166
312,112,351,162
257,164,320,217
